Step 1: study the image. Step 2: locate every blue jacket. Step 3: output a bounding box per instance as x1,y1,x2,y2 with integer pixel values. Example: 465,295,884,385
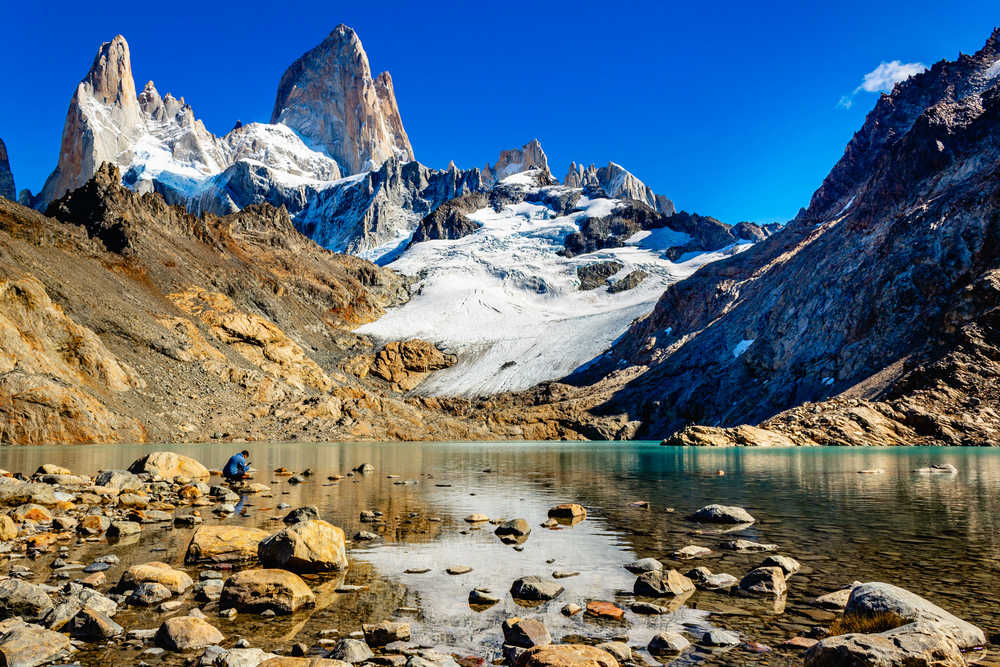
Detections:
223,453,249,478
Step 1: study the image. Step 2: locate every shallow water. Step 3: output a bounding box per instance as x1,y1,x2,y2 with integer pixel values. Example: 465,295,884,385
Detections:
1,441,998,665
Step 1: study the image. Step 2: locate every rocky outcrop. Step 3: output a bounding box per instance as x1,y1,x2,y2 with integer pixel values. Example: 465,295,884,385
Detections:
576,262,623,291
407,193,486,247
369,340,457,392
483,139,550,184
0,139,14,201
271,24,413,175
565,160,674,215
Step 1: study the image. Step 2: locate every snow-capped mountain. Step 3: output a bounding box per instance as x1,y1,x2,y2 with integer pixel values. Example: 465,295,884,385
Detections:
358,169,765,396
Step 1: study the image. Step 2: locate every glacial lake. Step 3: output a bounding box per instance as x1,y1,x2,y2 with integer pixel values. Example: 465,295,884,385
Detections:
1,442,998,665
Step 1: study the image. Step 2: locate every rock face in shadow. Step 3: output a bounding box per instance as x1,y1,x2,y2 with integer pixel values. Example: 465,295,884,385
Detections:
270,24,413,175
407,193,486,247
541,28,1000,445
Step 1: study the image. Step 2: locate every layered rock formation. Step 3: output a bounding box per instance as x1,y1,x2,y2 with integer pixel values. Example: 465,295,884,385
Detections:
0,139,14,201
270,24,413,175
543,28,1000,445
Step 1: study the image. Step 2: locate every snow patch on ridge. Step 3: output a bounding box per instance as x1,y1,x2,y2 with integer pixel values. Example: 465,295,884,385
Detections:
357,191,751,396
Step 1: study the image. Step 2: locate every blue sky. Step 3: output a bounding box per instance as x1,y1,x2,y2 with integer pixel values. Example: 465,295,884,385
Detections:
2,1,996,223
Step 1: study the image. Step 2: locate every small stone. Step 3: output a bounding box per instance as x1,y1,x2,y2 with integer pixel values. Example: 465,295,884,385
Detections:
702,629,740,646
510,576,563,601
447,566,472,575
561,603,582,616
585,601,624,620
624,557,662,574
634,569,695,597
648,632,691,654
331,638,374,663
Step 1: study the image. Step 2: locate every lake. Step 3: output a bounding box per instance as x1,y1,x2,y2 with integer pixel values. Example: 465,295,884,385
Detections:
0,442,997,665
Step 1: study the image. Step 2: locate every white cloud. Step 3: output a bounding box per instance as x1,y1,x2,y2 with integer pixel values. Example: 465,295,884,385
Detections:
837,59,927,110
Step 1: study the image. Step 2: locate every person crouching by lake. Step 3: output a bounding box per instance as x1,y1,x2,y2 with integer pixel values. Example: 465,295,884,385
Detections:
223,450,251,482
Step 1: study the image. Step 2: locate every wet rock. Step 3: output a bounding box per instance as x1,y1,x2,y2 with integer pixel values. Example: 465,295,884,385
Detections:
702,629,740,646
363,621,410,647
723,539,776,552
0,618,74,666
503,618,552,648
185,525,270,564
547,504,586,519
739,567,787,597
804,622,965,666
68,606,123,639
673,545,711,560
283,506,319,524
510,576,564,601
108,520,141,537
95,470,144,491
781,636,819,650
447,566,472,575
119,561,193,594
220,569,315,614
761,555,800,576
258,659,350,667
469,589,499,605
913,463,958,474
515,644,617,667
686,504,756,524
156,615,225,651
117,492,149,509
128,581,173,606
354,531,379,541
648,632,690,654
551,571,578,579
634,569,695,597
585,601,624,620
0,578,54,621
812,584,860,610
258,519,348,572
561,604,582,616
129,451,210,480
685,567,738,591
52,516,77,531
495,519,531,543
845,582,985,648
624,558,662,574
464,514,489,523
631,601,669,614
330,638,374,663
210,647,280,666
195,578,224,602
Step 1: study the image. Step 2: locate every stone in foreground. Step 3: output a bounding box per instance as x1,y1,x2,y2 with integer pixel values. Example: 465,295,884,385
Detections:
185,525,270,564
219,568,315,614
0,618,75,666
686,504,755,524
804,622,965,666
515,644,618,667
362,621,411,647
258,519,348,572
155,615,224,651
648,632,691,654
634,569,695,597
510,576,564,601
739,567,787,597
118,561,193,594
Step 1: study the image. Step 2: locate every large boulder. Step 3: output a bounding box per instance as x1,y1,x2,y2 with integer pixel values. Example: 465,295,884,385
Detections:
0,579,54,622
686,504,755,524
258,520,348,572
94,470,144,491
118,561,193,594
503,618,552,648
0,479,58,506
805,622,966,666
634,569,695,597
129,451,209,480
844,582,985,649
515,644,619,667
156,615,224,651
219,569,315,614
0,618,74,666
258,659,351,667
510,576,564,601
739,567,787,597
329,638,374,663
185,525,269,564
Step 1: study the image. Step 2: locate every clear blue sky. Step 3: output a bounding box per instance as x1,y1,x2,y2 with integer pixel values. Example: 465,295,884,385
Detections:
2,1,996,223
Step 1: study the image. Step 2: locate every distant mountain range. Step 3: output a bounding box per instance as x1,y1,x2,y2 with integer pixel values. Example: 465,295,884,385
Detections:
1,25,998,445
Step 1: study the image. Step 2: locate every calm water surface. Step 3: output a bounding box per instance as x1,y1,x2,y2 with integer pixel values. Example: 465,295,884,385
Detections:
1,442,998,665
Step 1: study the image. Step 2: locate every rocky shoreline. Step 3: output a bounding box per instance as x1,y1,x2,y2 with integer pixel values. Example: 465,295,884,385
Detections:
0,451,991,666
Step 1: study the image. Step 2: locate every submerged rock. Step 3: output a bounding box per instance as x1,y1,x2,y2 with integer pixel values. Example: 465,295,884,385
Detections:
634,569,695,597
687,504,756,524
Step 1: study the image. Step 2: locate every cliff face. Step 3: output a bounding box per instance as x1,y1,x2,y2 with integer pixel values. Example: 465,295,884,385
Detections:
270,24,414,175
557,28,1000,445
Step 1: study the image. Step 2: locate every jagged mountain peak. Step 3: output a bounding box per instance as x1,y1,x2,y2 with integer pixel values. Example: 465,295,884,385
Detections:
483,139,549,185
0,138,14,201
270,24,414,175
84,34,137,108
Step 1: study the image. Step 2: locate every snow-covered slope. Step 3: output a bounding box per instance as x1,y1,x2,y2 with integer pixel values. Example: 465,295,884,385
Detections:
357,172,752,396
